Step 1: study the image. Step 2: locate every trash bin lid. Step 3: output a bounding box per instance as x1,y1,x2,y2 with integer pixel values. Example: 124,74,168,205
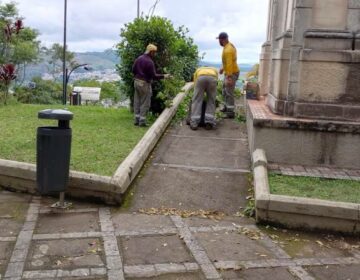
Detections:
38,109,73,120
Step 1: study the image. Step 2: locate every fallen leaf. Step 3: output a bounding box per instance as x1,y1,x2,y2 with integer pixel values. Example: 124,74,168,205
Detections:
138,207,225,220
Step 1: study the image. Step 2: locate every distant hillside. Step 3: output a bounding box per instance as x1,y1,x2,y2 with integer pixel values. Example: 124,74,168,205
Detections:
24,50,119,81
24,50,255,81
75,50,119,70
199,61,255,73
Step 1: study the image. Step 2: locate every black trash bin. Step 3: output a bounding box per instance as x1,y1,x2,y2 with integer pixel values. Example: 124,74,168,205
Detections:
71,91,81,105
37,109,73,195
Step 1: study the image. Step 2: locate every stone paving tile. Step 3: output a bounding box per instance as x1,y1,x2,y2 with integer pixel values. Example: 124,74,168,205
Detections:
111,213,176,233
0,190,32,202
26,238,105,270
183,216,255,228
23,277,106,280
119,235,194,266
36,212,100,234
259,227,360,259
219,267,297,280
0,241,14,278
0,200,30,237
194,230,276,262
304,264,360,280
126,272,206,280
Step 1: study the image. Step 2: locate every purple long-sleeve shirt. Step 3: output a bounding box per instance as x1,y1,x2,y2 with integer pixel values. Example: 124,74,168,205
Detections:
132,54,164,83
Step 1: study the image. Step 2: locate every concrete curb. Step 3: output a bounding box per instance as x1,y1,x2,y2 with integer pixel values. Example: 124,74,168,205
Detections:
0,83,193,205
252,149,360,234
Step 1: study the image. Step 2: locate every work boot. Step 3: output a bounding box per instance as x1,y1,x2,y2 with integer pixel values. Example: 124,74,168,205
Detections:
134,120,139,126
190,123,198,130
205,123,213,130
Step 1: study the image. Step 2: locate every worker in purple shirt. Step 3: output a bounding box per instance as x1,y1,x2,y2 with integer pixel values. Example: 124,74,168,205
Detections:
132,44,171,126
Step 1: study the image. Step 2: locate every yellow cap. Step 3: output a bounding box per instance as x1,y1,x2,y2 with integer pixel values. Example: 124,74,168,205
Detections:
145,44,158,54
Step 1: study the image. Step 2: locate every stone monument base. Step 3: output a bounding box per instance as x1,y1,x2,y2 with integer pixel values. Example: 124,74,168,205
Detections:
246,99,360,169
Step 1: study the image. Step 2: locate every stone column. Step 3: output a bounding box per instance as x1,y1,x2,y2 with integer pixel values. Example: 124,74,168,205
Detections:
266,0,294,113
290,0,360,121
349,1,360,50
258,0,273,97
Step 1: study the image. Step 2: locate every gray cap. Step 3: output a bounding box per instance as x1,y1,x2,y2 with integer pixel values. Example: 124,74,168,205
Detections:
38,109,73,121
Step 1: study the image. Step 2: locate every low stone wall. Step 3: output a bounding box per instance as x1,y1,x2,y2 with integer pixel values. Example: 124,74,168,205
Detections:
0,83,193,205
252,149,360,234
247,99,360,169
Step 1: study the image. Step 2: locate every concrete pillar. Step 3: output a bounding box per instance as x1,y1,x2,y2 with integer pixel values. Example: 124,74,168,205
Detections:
266,0,295,113
258,0,274,97
258,42,272,97
285,0,294,30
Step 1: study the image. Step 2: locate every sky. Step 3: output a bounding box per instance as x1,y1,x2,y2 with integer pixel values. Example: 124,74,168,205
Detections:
10,0,269,63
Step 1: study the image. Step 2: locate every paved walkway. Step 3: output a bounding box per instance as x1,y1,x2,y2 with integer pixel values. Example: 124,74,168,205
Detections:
1,111,360,279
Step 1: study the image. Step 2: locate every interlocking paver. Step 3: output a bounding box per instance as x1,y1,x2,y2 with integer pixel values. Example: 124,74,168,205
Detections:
261,227,360,259
119,235,194,265
126,272,206,280
111,213,175,233
184,216,255,228
220,267,297,280
0,242,14,277
0,197,30,237
26,238,105,270
36,212,100,234
194,230,276,262
304,264,360,280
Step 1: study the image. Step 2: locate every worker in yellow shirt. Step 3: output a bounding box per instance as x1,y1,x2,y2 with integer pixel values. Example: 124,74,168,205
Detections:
217,32,240,118
190,67,219,130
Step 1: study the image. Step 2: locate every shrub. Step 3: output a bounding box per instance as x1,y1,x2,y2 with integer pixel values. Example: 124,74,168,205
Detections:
116,16,199,114
15,77,62,104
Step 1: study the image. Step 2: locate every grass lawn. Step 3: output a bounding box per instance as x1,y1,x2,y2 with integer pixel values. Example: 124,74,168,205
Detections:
269,173,360,204
0,104,150,176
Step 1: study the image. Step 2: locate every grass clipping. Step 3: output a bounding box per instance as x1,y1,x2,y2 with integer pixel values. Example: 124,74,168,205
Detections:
138,207,225,220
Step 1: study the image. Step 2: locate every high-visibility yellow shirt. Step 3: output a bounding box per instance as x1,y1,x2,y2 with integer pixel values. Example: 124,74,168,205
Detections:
193,67,218,82
222,42,240,75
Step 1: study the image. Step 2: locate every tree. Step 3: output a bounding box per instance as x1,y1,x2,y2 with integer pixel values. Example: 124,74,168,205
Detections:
0,2,40,103
44,43,77,80
246,63,259,80
116,16,199,113
15,77,63,104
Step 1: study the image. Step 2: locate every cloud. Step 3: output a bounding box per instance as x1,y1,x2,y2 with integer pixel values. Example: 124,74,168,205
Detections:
11,0,269,63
